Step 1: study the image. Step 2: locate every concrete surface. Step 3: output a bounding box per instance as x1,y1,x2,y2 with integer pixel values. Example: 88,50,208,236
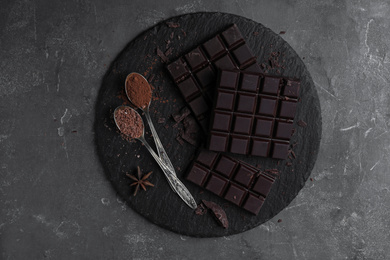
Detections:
1,0,389,259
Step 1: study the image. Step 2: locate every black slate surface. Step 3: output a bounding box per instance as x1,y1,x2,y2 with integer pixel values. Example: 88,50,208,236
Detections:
94,12,322,237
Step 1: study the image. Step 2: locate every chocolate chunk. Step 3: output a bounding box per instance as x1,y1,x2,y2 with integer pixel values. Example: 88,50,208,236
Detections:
186,150,275,215
166,24,261,133
202,200,229,228
206,70,300,159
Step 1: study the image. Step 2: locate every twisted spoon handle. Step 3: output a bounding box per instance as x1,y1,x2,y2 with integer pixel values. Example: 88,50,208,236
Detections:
138,137,197,210
144,108,176,175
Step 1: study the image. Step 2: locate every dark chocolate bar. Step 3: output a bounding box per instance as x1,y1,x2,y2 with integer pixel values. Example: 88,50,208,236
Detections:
186,149,276,215
207,70,300,160
167,24,262,132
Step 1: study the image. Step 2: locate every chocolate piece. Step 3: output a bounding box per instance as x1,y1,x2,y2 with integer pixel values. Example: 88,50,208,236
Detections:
186,150,276,215
202,200,229,229
167,24,261,132
207,70,300,159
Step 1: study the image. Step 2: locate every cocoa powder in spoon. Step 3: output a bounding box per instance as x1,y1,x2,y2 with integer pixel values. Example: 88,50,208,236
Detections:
126,73,152,109
115,107,143,139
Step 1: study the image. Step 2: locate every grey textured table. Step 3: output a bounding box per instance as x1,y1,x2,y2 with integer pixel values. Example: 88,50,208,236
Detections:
1,1,389,259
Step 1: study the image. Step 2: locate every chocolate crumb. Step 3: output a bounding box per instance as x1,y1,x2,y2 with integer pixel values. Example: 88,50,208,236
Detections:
291,150,296,158
298,120,307,127
202,200,229,229
279,31,286,34
286,162,292,166
158,118,165,124
253,31,259,36
156,47,169,63
310,178,313,181
166,21,180,28
278,219,282,223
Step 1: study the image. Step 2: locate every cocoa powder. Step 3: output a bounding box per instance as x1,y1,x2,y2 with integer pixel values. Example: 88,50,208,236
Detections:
126,73,152,109
115,107,143,139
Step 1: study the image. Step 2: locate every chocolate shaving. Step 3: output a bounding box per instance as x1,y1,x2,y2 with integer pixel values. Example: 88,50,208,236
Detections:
175,135,185,146
172,106,191,123
165,47,173,57
202,200,229,229
166,21,180,28
156,47,169,63
279,31,286,34
298,120,307,127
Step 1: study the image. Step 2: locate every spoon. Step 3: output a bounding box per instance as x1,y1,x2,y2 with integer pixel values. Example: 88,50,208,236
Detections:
114,106,197,210
125,72,176,175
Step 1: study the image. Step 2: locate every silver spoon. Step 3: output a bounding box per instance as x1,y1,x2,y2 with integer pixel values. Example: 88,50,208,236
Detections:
114,106,197,210
125,72,176,175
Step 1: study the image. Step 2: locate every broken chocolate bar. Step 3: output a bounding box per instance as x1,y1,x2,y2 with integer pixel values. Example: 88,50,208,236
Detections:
186,149,276,215
207,70,300,160
166,24,262,132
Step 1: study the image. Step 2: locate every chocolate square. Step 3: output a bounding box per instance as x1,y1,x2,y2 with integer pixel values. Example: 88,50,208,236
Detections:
184,47,207,70
186,163,209,186
232,44,256,68
243,194,265,215
272,141,289,159
251,138,270,157
177,77,199,101
221,24,244,49
189,96,209,117
219,70,239,89
262,76,281,95
212,112,232,132
214,156,237,178
224,184,246,206
215,90,236,110
202,36,226,60
233,115,253,135
230,135,250,155
208,132,229,152
254,117,274,137
195,66,216,88
233,165,256,187
205,174,228,196
258,97,277,116
252,174,275,196
282,79,300,98
196,150,218,168
240,73,259,92
236,93,257,113
279,100,297,119
167,58,190,82
274,121,293,140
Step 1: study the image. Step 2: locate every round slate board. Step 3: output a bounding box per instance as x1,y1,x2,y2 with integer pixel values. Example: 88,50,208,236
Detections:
94,12,322,237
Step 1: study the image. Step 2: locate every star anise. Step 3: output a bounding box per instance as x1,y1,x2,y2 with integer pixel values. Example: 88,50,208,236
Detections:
126,166,154,196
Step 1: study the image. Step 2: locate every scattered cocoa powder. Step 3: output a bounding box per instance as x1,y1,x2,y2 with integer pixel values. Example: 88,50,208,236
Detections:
126,73,152,109
115,107,143,139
